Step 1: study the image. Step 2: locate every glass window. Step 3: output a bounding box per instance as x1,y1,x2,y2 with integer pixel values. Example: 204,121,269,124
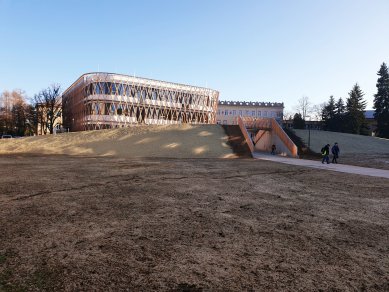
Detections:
105,103,111,115
258,111,261,117
95,83,101,94
264,111,267,117
239,110,242,116
233,110,236,115
252,111,255,116
104,83,110,95
225,111,228,116
111,83,117,95
94,103,99,114
117,84,124,96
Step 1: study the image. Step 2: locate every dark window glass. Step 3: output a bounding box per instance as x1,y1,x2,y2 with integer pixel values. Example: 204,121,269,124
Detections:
111,83,117,95
95,83,101,94
105,103,111,115
104,83,110,94
117,84,123,95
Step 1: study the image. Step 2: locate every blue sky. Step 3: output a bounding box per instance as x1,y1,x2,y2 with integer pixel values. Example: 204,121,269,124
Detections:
0,0,388,112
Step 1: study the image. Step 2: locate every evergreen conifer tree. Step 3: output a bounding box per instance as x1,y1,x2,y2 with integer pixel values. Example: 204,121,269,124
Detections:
292,113,305,129
373,62,389,138
344,84,367,134
334,97,346,132
322,96,336,130
335,98,346,115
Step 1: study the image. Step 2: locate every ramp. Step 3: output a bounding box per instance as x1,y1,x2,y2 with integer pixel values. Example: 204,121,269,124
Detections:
237,116,298,157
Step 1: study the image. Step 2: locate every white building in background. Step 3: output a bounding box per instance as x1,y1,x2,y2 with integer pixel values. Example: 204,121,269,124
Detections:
216,100,284,125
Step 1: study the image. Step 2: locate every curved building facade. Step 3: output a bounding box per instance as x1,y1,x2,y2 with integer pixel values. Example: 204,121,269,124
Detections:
62,73,219,131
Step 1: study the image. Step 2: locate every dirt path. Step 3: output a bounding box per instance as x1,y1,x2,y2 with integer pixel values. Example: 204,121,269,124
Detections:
1,155,388,291
253,152,389,179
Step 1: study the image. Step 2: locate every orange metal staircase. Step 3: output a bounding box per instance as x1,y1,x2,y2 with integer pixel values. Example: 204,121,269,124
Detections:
237,116,298,157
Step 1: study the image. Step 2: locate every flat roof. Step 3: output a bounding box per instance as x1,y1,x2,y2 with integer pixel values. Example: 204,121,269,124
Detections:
63,72,219,96
218,100,284,107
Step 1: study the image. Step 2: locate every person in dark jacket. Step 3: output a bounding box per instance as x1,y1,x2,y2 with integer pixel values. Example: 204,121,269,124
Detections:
271,144,276,155
321,144,330,164
331,142,340,163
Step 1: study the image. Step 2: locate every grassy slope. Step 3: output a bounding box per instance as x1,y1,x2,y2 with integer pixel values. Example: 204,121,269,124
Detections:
0,124,235,159
294,129,389,155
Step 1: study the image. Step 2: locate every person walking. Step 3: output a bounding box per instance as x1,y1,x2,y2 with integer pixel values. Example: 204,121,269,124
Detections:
271,144,276,155
331,142,340,164
321,144,330,164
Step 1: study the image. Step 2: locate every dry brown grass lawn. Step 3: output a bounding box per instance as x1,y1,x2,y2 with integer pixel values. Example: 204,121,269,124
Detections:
0,125,235,159
0,126,388,291
0,155,388,291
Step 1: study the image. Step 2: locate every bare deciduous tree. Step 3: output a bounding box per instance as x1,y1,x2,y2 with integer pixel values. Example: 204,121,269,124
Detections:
0,89,33,136
311,103,326,121
294,96,312,120
33,84,62,135
282,111,294,121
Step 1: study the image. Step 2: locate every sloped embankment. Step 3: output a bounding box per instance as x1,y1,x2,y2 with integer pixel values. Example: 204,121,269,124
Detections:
294,129,389,155
293,129,389,169
0,124,239,159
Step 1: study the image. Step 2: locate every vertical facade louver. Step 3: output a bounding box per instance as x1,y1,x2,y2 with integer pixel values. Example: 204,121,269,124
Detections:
62,73,219,132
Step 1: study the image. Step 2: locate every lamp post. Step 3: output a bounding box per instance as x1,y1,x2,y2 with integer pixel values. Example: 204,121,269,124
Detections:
306,115,311,149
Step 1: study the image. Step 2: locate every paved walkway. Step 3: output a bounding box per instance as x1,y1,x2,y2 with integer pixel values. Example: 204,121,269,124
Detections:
253,152,389,179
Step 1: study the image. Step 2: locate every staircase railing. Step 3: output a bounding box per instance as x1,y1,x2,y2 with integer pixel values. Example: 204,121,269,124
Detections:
237,116,298,158
270,119,298,157
237,116,254,155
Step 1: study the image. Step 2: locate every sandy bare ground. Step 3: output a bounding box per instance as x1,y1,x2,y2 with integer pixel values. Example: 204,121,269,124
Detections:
0,125,235,159
1,155,388,291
